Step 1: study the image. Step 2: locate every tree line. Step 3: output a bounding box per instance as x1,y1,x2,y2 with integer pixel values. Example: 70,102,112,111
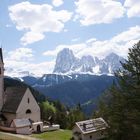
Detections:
40,100,85,129
95,41,140,140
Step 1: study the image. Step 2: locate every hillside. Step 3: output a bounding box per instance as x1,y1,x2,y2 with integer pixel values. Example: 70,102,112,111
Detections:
10,74,115,115
32,75,115,115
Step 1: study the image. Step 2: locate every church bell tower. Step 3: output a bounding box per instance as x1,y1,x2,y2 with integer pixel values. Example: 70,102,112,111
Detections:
0,48,4,111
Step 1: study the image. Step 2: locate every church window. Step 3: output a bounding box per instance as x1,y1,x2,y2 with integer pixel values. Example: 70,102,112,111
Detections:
89,135,92,139
28,98,30,103
26,109,31,114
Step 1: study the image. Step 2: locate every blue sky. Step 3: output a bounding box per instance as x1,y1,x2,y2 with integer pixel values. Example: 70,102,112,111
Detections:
0,0,140,76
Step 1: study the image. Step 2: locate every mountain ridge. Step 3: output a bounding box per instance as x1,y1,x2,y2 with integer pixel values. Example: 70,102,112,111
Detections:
5,48,124,77
53,48,124,75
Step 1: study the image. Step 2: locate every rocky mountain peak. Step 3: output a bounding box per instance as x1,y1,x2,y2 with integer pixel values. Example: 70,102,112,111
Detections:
53,48,76,73
53,48,124,75
105,52,121,61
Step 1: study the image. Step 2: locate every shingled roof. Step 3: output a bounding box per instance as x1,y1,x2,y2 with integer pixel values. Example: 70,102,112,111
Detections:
2,87,27,113
75,118,108,134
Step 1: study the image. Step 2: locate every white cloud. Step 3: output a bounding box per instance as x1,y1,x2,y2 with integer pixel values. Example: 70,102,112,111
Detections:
4,47,55,76
9,1,72,45
5,59,55,77
52,0,63,7
86,38,97,44
21,32,45,46
75,0,125,25
44,25,140,59
124,0,140,17
6,47,34,61
112,26,140,43
77,26,140,58
71,38,80,42
87,26,140,58
27,61,55,76
43,50,58,57
43,43,86,57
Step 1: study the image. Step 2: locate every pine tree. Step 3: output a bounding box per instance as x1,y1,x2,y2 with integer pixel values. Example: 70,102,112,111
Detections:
97,41,140,140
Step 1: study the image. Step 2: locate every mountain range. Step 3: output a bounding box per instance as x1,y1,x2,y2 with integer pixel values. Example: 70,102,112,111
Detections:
53,48,124,75
5,48,124,77
5,48,124,115
13,74,116,115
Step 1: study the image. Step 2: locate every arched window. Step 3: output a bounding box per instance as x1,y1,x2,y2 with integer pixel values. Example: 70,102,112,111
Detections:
26,109,31,114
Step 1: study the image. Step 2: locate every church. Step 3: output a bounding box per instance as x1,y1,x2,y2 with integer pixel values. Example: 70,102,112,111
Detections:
0,48,43,134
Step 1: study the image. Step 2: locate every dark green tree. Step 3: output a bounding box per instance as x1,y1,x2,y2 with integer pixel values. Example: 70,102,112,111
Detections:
40,101,56,122
96,41,140,140
67,104,85,129
53,100,69,129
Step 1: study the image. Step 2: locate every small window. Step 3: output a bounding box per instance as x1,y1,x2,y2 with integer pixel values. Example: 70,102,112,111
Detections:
26,109,31,114
101,131,104,135
90,135,92,139
0,68,1,74
28,98,30,103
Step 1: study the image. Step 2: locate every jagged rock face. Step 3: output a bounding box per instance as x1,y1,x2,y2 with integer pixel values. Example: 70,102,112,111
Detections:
53,48,124,74
53,48,76,73
99,53,124,74
80,56,95,72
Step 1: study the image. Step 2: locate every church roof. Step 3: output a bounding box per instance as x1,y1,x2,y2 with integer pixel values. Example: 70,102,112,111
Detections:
75,118,108,134
2,86,27,113
0,113,7,121
0,48,3,64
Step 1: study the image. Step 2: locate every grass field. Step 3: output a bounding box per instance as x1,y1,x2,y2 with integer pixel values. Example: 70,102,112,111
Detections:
32,130,72,140
0,132,26,140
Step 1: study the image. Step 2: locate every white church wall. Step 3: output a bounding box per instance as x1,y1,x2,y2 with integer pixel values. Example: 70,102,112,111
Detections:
16,88,41,122
16,126,32,135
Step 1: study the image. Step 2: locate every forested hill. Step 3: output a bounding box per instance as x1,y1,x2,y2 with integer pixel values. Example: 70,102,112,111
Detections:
33,75,115,109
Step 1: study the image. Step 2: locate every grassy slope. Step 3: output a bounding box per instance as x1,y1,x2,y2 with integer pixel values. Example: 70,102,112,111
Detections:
0,132,26,140
32,130,72,140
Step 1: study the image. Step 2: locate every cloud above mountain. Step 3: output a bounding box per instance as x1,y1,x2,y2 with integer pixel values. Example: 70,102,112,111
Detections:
75,0,125,25
6,48,34,61
52,0,64,7
8,0,140,46
43,25,140,59
8,1,72,45
4,47,55,76
124,0,140,17
4,24,140,77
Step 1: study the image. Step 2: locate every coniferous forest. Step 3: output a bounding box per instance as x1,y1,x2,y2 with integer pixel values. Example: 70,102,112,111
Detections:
95,41,140,140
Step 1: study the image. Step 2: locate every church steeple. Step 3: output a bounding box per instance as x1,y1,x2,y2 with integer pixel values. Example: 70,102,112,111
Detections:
0,47,4,111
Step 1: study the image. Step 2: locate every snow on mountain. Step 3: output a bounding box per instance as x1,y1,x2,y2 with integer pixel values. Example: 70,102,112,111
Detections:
5,48,124,78
53,48,76,73
53,48,124,75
